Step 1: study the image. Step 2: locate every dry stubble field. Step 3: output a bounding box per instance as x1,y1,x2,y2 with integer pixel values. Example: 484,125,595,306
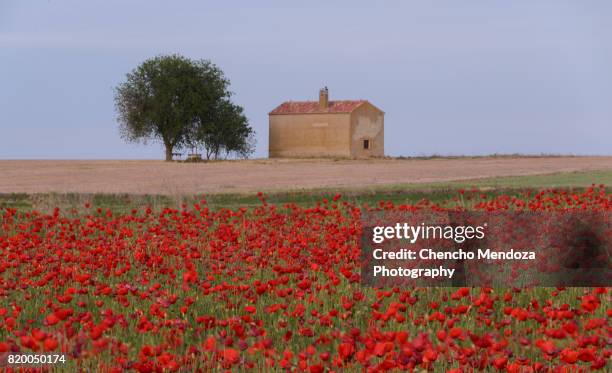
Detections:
2,156,612,194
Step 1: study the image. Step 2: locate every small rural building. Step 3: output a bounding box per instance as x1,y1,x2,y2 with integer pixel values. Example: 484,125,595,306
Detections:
268,88,384,158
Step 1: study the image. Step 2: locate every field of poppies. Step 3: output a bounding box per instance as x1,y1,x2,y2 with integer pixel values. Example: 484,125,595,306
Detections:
0,186,610,372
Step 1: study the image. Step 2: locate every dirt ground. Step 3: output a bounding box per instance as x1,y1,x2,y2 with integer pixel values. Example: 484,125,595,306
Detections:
1,157,612,195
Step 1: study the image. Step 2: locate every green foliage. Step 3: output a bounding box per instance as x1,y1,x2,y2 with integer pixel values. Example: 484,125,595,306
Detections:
191,98,255,160
114,54,254,161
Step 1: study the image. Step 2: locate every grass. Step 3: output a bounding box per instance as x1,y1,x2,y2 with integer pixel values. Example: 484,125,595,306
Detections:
1,169,610,213
391,152,572,160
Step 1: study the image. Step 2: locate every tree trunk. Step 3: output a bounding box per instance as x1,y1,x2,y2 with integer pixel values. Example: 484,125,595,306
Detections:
165,144,174,162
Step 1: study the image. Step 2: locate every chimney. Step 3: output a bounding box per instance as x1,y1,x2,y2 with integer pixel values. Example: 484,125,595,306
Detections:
319,87,329,110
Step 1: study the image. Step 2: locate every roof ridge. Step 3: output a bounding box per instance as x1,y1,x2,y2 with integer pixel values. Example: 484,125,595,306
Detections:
281,99,365,102
269,99,374,115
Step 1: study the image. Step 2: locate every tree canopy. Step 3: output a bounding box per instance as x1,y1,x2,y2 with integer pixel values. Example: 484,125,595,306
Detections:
114,54,255,161
190,98,255,160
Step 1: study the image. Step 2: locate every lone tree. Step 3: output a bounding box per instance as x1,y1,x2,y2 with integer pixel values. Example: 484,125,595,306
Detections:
114,54,254,161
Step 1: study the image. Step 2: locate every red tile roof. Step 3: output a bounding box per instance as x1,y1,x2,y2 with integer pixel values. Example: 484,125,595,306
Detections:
269,100,367,115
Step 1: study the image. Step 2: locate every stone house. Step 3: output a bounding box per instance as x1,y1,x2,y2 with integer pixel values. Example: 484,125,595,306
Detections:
268,88,384,158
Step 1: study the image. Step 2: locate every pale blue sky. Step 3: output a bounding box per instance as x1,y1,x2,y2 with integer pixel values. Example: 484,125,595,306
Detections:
1,1,611,159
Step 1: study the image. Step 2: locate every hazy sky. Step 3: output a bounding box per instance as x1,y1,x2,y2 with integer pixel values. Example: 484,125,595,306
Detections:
1,1,611,159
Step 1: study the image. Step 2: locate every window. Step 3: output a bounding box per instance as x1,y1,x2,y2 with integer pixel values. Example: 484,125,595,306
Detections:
363,139,370,150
